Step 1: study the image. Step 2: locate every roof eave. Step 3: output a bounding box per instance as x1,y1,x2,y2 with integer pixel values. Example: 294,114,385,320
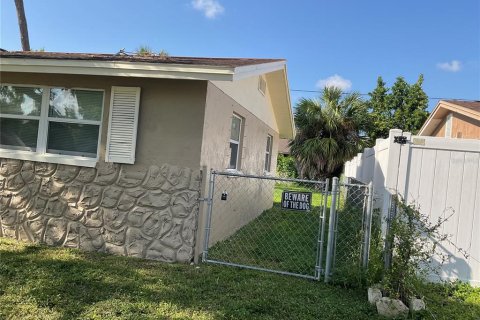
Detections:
418,100,480,136
1,56,287,81
0,57,242,81
265,66,295,139
418,101,442,135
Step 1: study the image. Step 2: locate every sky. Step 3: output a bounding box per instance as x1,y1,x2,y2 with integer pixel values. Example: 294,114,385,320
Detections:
1,0,479,110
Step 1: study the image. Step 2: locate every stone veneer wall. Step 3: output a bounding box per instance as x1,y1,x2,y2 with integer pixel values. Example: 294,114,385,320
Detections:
0,158,201,262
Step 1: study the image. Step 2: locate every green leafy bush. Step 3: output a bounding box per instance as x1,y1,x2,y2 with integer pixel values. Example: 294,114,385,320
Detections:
276,155,298,178
382,197,451,301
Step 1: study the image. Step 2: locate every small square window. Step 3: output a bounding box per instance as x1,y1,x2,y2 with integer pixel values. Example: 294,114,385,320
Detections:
258,76,267,95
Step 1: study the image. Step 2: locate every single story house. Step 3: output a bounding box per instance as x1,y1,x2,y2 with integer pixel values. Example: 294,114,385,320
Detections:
418,100,480,139
0,51,295,263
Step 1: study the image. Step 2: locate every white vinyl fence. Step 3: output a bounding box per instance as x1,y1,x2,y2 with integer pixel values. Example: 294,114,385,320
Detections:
344,129,480,286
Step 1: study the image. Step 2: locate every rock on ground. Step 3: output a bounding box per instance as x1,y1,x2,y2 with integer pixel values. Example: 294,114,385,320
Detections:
368,287,382,305
376,297,409,318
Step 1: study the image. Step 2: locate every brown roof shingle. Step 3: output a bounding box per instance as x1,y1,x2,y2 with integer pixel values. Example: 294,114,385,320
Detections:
0,51,284,68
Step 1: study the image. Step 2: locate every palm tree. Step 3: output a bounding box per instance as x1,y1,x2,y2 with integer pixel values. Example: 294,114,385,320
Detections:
14,0,30,51
290,87,369,179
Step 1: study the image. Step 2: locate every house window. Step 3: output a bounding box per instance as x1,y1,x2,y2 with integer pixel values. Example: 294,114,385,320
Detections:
265,134,273,172
47,88,102,157
228,114,242,170
0,85,103,165
0,86,43,151
258,76,267,95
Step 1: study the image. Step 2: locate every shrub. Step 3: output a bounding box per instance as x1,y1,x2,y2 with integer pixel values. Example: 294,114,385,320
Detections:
276,155,298,178
381,197,452,302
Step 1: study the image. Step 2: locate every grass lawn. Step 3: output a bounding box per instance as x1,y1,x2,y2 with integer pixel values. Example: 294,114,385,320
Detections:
1,238,479,319
1,180,479,319
208,182,328,278
0,237,378,320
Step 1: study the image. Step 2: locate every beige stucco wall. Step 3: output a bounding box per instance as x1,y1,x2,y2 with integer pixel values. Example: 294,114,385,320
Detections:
211,76,278,133
1,72,207,169
199,82,279,246
1,72,285,261
200,82,279,174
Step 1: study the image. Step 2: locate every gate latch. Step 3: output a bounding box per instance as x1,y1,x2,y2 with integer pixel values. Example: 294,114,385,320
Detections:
221,192,228,201
394,136,408,145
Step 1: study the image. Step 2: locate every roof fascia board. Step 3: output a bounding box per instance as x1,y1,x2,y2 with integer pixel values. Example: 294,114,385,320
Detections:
265,67,295,139
441,101,480,121
1,57,287,82
418,100,480,135
281,65,296,137
232,61,285,81
0,64,232,81
0,57,237,81
418,101,441,135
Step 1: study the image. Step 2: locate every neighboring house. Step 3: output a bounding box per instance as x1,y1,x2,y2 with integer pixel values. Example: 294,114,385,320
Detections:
418,100,480,139
278,138,291,155
0,51,295,262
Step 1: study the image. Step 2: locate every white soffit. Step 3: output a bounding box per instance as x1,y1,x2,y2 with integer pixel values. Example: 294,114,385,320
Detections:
266,68,295,139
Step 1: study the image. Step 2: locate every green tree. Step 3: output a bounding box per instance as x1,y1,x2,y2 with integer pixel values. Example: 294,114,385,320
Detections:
290,87,369,179
367,75,429,142
366,77,391,141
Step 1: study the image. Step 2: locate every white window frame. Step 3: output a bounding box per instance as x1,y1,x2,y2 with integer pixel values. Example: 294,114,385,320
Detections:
228,114,243,170
0,84,43,152
258,76,267,96
264,134,273,173
0,84,104,167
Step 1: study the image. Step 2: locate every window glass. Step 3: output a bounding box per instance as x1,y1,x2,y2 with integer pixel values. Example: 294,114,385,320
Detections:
265,153,271,171
230,116,241,141
265,135,273,172
0,85,103,162
229,143,239,169
266,135,272,152
49,89,103,121
0,86,42,116
0,118,39,150
229,115,243,169
47,122,99,157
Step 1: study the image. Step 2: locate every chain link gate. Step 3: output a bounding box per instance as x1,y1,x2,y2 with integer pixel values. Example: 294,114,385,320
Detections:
202,170,328,280
201,171,374,283
324,177,374,283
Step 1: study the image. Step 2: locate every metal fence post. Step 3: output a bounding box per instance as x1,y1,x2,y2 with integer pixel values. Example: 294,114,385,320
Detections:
362,181,374,269
315,179,329,280
202,170,216,262
324,177,339,283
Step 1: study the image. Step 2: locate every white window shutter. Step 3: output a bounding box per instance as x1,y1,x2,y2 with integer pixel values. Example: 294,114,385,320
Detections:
106,86,141,164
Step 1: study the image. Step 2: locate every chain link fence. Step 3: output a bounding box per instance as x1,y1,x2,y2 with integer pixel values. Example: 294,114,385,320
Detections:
202,171,328,280
202,171,373,283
